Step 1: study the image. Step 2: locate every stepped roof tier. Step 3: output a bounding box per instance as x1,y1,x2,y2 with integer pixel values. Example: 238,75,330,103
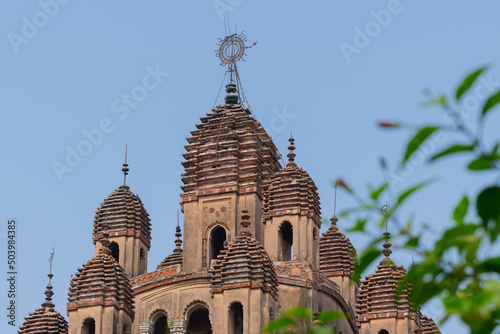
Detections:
262,135,321,223
181,95,282,202
68,226,135,318
357,234,412,321
18,274,68,334
92,184,151,247
211,207,278,299
419,313,441,334
157,223,183,270
319,215,357,277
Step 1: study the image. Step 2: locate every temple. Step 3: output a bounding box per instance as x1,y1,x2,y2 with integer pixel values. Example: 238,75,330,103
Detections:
19,33,440,334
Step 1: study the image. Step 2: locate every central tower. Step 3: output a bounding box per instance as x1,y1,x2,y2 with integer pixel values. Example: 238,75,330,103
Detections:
180,32,281,272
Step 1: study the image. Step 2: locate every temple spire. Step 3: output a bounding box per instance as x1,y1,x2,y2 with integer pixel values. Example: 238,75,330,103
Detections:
380,204,393,264
99,217,112,256
330,182,339,229
42,249,56,310
122,144,129,186
174,210,182,253
240,208,251,236
286,134,297,167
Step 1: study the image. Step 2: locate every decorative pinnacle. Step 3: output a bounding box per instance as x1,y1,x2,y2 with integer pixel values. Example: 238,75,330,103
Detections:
240,208,251,236
381,203,391,233
122,144,129,185
225,82,239,104
41,273,55,310
382,232,392,257
174,211,182,253
42,249,56,310
330,182,339,229
287,134,297,166
99,219,112,256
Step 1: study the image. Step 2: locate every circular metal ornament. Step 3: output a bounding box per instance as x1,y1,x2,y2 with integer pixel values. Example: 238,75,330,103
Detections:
217,34,246,65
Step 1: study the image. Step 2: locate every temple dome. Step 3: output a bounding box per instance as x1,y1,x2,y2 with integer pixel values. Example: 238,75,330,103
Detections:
181,103,281,200
263,135,320,222
157,223,183,270
211,209,278,298
319,216,357,277
68,231,135,318
92,184,151,246
357,235,411,321
18,274,68,334
419,313,441,334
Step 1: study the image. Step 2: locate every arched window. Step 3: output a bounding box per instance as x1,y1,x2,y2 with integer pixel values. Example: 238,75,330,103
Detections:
123,324,130,334
229,302,243,334
378,330,389,334
140,247,145,260
109,242,119,262
153,315,168,334
279,221,293,261
186,304,212,334
209,226,226,264
81,318,95,334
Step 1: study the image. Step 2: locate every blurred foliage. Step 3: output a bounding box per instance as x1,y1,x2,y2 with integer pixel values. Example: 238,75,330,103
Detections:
262,307,344,334
262,67,500,334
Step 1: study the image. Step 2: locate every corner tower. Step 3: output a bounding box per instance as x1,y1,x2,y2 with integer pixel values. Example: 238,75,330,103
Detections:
93,151,151,278
262,135,321,267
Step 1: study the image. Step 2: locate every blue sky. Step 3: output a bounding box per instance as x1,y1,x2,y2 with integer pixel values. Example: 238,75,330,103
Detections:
2,1,500,333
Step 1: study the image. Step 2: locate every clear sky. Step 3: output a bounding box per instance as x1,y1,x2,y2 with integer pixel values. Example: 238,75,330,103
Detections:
2,1,500,333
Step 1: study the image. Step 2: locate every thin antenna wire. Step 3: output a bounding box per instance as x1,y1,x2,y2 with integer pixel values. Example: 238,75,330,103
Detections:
213,71,227,108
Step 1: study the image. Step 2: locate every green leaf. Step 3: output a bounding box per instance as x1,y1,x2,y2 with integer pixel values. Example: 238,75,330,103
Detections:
435,224,480,256
420,94,446,107
315,310,345,323
476,186,500,225
396,179,434,208
370,182,388,200
467,156,493,171
347,219,367,232
455,66,488,100
352,245,381,281
262,317,296,332
402,126,440,165
482,90,500,118
405,237,419,248
476,257,500,273
430,144,475,162
452,195,469,224
282,307,312,320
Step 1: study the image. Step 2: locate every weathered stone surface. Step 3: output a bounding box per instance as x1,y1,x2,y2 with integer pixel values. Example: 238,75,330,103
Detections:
18,276,68,334
319,217,356,278
181,103,281,201
67,246,135,319
93,185,151,247
211,232,278,299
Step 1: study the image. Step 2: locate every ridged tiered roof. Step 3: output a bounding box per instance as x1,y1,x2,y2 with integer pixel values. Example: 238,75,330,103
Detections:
157,223,183,270
263,136,320,222
181,102,281,200
419,313,441,334
319,215,357,277
357,234,412,321
18,274,68,334
211,208,278,299
68,226,135,318
92,184,151,246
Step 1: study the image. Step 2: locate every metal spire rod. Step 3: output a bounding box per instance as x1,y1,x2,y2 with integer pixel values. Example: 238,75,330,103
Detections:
47,248,55,278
